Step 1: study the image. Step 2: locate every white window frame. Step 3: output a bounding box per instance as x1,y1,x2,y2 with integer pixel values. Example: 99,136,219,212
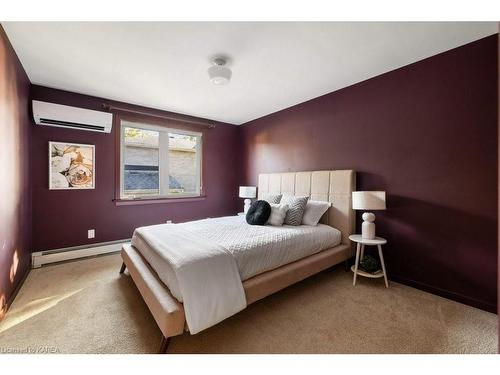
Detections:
120,120,203,200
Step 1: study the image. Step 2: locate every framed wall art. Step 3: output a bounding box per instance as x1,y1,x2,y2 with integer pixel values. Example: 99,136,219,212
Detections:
49,141,95,190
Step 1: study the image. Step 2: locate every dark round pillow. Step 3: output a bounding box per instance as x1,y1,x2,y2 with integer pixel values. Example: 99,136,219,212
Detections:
246,200,271,225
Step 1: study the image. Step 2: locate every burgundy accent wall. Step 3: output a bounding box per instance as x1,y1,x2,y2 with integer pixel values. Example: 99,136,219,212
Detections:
241,35,498,312
0,26,32,319
31,85,241,251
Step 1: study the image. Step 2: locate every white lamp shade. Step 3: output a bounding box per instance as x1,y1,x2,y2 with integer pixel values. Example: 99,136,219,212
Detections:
239,186,257,199
352,191,386,210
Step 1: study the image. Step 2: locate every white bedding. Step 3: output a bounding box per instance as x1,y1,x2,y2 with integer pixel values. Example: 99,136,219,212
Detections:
132,215,341,303
133,223,246,334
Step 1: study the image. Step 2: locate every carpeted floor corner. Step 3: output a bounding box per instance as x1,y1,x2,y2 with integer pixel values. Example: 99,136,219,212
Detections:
0,254,497,354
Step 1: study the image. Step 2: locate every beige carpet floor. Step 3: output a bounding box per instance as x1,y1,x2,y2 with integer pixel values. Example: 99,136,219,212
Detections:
0,254,497,354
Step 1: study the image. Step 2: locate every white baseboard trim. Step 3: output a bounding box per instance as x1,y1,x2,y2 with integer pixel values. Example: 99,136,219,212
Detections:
31,239,130,268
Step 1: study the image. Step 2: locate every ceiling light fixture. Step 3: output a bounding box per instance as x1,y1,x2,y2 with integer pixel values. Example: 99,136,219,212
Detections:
208,57,232,85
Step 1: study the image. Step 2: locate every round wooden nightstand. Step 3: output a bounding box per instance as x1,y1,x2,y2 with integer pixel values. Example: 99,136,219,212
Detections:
349,234,388,288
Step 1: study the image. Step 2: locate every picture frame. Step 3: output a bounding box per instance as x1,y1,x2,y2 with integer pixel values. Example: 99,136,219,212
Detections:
49,141,95,190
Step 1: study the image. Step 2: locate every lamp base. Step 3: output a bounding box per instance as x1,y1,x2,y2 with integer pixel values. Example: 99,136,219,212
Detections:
361,212,376,239
243,199,252,214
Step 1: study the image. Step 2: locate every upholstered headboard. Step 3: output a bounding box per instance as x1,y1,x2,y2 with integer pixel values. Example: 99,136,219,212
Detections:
258,170,356,245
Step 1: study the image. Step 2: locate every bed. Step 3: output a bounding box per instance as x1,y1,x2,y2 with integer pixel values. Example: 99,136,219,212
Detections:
120,170,356,353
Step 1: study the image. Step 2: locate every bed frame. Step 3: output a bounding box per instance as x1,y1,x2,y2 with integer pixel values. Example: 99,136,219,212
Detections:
120,170,356,353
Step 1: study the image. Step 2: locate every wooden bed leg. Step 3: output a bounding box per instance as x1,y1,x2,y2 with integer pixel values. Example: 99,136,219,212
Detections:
119,262,126,274
158,336,171,354
344,259,350,272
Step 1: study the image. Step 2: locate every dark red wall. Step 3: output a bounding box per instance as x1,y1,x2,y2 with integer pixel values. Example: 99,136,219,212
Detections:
241,35,498,312
7,30,500,317
0,26,32,319
31,86,241,251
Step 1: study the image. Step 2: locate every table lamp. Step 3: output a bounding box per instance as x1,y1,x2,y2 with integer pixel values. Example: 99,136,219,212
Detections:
239,186,257,214
352,191,386,239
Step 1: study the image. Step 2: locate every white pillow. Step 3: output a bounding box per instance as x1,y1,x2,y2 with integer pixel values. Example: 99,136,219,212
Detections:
267,204,289,226
301,200,331,226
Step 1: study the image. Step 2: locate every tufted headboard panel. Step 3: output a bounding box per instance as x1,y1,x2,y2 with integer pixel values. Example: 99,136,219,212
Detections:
257,170,356,245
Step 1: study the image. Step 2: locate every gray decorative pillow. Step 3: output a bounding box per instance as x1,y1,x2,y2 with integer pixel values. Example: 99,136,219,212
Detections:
281,195,309,226
261,193,282,204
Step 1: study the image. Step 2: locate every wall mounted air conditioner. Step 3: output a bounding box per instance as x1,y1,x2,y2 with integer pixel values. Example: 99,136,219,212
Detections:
32,100,113,133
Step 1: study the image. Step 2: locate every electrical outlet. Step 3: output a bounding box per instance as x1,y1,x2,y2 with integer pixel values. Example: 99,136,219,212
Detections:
166,220,172,224
88,229,95,239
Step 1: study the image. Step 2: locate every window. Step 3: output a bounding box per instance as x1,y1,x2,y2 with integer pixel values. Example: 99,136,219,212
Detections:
120,120,202,199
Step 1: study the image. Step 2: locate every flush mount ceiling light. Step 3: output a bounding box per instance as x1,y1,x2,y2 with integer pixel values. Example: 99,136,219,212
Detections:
208,57,232,85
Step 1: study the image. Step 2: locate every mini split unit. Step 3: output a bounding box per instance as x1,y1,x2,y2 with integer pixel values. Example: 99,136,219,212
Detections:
32,100,113,133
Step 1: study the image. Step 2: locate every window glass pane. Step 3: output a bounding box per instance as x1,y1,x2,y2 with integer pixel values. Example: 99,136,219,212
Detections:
123,126,160,198
168,132,199,195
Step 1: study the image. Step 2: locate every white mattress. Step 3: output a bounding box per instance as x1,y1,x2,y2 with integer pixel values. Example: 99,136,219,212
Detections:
131,215,342,302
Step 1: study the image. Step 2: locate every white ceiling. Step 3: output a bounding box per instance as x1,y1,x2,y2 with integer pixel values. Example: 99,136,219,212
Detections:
3,22,497,125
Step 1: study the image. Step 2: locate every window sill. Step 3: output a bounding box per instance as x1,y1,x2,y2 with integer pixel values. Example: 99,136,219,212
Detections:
114,196,206,206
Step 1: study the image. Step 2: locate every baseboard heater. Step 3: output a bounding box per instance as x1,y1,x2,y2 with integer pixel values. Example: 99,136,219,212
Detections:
31,239,130,268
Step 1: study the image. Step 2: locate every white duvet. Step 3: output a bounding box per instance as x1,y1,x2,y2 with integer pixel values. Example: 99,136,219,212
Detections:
132,215,341,333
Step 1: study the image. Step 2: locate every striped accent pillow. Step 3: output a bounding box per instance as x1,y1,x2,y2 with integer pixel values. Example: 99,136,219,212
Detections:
261,193,282,204
281,195,309,226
